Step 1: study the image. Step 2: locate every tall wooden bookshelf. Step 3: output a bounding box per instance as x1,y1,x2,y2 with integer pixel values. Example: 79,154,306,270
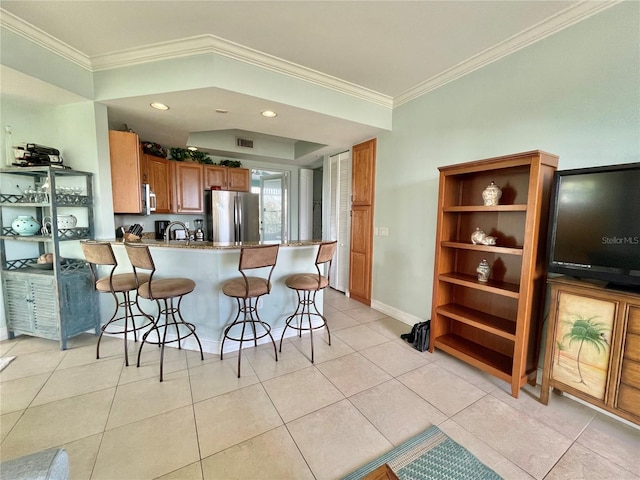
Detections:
430,151,558,397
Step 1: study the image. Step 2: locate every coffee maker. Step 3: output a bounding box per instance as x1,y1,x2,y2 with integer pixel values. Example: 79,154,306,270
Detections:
194,219,205,241
155,220,170,240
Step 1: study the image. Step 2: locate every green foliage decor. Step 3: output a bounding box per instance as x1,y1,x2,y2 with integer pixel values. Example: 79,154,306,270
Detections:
168,147,241,167
219,159,242,168
169,147,190,161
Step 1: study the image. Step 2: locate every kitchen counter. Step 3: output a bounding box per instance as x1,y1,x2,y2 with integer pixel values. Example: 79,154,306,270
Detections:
109,238,324,249
93,239,330,357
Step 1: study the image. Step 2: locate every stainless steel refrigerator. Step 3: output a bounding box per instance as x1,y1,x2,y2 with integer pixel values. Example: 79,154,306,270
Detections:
204,190,260,242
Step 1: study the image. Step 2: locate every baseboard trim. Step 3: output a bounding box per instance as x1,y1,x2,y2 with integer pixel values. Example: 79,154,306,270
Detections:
369,300,424,327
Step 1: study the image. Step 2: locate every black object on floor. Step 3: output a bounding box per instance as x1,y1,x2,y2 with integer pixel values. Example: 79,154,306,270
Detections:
400,320,430,352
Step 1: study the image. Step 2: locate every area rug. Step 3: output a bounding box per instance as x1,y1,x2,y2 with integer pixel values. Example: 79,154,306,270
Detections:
0,356,16,372
342,425,503,480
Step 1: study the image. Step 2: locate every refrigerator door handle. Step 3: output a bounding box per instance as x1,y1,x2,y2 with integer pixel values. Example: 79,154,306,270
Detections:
234,195,242,242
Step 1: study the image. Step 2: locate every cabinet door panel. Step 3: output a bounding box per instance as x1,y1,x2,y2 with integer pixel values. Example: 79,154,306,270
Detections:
204,166,227,189
227,168,250,192
175,163,204,213
145,155,172,213
31,277,58,335
550,291,616,401
3,277,34,332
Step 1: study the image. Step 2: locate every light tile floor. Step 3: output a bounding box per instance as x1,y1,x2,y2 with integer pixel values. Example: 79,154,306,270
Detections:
1,288,639,479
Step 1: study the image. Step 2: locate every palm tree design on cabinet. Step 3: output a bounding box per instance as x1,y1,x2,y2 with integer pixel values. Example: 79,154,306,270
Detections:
561,314,609,385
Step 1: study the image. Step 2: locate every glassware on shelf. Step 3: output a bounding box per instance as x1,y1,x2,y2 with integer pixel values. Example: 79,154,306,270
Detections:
23,187,36,203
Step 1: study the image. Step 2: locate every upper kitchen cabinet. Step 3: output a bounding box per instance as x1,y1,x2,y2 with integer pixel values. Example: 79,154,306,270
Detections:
174,162,204,213
143,153,172,213
204,165,250,192
109,131,143,213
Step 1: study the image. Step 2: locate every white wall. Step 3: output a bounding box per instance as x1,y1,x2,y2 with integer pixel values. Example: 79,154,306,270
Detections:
371,1,640,323
0,98,111,334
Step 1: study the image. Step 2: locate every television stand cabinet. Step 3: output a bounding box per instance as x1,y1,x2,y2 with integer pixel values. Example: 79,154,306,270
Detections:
540,276,640,425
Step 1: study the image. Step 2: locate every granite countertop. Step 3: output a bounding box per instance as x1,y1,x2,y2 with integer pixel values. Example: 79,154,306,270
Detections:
105,238,325,250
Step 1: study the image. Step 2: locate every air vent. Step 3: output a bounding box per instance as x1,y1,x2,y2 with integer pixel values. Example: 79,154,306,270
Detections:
236,137,254,149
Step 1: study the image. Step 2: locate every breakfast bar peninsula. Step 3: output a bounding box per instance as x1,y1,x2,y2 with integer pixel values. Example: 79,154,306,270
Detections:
99,238,329,355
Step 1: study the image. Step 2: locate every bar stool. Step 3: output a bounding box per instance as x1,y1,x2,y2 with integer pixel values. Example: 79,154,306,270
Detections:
221,244,280,377
124,243,203,381
279,241,337,363
81,241,153,366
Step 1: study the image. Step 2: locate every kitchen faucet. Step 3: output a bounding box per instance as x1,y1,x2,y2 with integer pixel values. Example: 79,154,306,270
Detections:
164,221,190,245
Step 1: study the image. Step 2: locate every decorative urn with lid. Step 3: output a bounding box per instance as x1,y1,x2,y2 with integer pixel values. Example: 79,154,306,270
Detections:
482,181,502,206
476,259,491,282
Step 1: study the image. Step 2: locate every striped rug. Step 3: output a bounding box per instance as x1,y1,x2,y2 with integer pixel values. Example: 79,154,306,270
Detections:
342,425,502,480
0,356,16,372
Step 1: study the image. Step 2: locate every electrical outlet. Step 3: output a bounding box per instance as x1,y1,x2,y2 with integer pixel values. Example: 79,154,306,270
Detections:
379,227,389,236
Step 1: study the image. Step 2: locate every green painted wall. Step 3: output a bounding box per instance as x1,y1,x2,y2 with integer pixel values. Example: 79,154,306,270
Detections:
372,1,640,322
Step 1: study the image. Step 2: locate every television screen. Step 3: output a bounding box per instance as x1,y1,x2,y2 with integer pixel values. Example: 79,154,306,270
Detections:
548,162,640,288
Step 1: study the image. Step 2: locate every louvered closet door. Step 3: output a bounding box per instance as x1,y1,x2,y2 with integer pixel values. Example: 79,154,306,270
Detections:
328,152,351,293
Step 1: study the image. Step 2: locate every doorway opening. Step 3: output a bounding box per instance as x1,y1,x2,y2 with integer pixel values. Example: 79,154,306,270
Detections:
251,169,289,242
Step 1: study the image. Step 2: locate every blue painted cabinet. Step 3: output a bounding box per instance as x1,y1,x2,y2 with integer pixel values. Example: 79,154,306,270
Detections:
0,167,99,349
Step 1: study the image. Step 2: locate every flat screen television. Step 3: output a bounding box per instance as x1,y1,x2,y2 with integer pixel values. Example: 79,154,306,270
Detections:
547,162,640,290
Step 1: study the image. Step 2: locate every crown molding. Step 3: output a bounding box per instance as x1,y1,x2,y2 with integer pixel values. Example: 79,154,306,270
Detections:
394,0,621,107
2,1,618,110
91,34,394,108
1,7,392,108
0,8,91,70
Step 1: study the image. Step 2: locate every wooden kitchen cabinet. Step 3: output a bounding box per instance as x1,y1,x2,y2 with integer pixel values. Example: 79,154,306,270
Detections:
174,162,204,213
227,167,250,192
430,150,558,398
109,130,144,214
541,276,640,425
143,153,172,213
204,165,250,192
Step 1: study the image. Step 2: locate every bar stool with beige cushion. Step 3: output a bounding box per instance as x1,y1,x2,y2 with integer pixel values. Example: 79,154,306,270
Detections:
221,244,280,377
81,241,152,366
279,241,337,363
124,243,203,381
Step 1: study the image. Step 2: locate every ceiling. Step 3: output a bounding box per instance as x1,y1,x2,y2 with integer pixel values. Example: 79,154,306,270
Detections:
0,1,613,166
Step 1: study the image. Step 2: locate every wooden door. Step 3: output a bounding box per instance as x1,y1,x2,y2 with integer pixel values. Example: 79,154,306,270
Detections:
349,138,376,305
145,154,172,213
174,163,203,213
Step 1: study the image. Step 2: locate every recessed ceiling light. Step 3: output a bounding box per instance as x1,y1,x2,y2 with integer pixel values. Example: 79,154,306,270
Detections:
150,102,169,110
215,109,228,114
187,146,198,151
261,110,277,118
